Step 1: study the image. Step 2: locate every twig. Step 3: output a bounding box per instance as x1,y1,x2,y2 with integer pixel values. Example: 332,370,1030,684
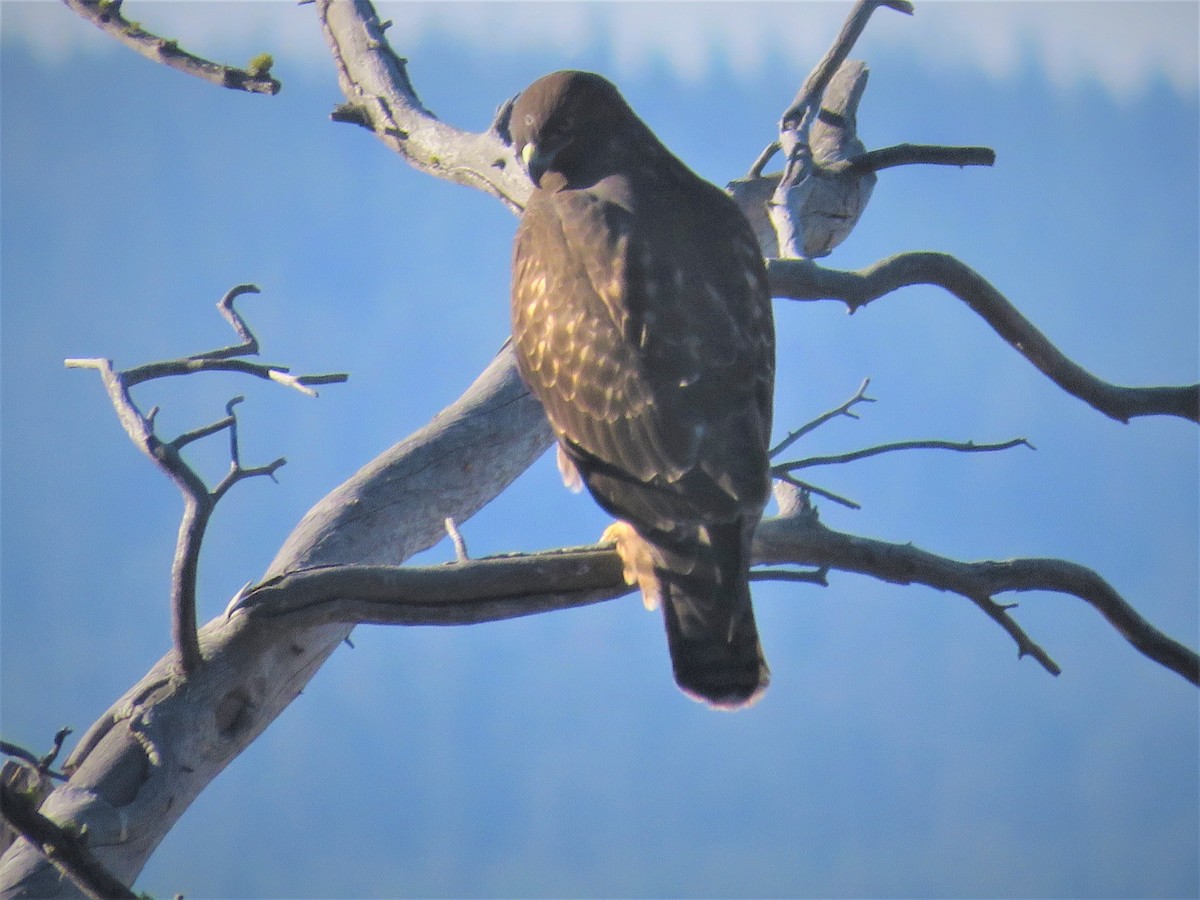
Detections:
776,437,1033,473
0,782,136,899
767,253,1200,424
0,745,42,773
89,283,348,395
61,0,280,95
189,284,263,360
0,731,70,783
774,472,862,511
771,377,875,458
750,567,829,586
836,143,996,175
90,357,348,396
65,286,343,676
445,518,470,562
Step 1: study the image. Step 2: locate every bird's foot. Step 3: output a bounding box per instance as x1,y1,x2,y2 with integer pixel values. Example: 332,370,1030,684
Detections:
601,521,662,611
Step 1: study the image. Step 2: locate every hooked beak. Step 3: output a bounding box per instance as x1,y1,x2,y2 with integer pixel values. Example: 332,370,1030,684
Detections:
520,141,550,187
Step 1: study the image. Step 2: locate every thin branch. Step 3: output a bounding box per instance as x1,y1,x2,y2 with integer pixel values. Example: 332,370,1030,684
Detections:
65,287,342,677
776,437,1033,473
189,284,262,360
60,0,280,95
0,783,136,900
748,142,781,181
0,746,41,774
774,472,862,511
836,143,996,175
779,0,913,132
72,288,348,393
750,567,829,586
169,415,235,452
771,377,875,458
99,357,347,395
212,457,287,503
445,518,470,562
750,141,995,180
0,735,69,784
767,253,1200,424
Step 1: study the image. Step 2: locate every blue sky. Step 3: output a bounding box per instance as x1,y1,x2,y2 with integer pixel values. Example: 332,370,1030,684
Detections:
2,2,1197,897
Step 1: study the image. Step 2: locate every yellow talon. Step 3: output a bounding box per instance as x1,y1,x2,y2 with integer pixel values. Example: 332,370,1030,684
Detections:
601,521,662,611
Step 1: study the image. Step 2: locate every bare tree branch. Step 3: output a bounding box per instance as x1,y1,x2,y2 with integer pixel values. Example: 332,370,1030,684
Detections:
770,377,876,459
63,288,344,677
0,342,554,896
835,143,996,175
189,284,263,360
0,731,71,783
60,0,280,95
232,487,1197,688
774,474,863,511
765,0,912,258
756,490,1200,685
237,546,629,626
316,0,531,211
776,437,1033,473
768,253,1200,423
0,783,136,900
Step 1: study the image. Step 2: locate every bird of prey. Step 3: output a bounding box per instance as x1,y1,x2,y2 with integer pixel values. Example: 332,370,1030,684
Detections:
509,71,776,709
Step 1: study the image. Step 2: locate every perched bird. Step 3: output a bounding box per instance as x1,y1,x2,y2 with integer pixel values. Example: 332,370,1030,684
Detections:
509,71,776,709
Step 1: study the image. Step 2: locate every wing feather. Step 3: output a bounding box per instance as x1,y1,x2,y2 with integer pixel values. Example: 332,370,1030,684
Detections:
512,171,774,532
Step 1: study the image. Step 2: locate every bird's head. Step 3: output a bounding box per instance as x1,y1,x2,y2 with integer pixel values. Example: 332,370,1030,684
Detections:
509,70,635,189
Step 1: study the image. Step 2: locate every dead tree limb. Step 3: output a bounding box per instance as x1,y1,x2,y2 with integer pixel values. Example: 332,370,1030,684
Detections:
0,783,135,900
755,491,1200,687
231,490,1198,687
60,0,280,95
775,437,1033,474
0,339,553,896
768,253,1200,423
64,287,344,677
317,0,531,212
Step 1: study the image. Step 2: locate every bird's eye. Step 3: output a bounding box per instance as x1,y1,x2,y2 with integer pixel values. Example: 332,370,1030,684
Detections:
547,116,574,138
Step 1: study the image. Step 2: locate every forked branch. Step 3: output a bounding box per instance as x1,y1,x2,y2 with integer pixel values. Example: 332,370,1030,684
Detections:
65,286,345,676
770,377,876,459
317,0,531,211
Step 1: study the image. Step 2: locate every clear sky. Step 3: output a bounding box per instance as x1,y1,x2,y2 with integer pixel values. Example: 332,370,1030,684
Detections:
2,2,1197,897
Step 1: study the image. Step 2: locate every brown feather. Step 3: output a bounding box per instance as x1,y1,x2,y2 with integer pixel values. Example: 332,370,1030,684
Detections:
510,70,775,708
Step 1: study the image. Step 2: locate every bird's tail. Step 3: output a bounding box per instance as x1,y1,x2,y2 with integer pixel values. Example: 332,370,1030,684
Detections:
606,519,769,709
657,520,769,709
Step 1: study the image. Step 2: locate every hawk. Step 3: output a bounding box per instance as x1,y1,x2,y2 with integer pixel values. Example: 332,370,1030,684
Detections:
509,71,776,709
